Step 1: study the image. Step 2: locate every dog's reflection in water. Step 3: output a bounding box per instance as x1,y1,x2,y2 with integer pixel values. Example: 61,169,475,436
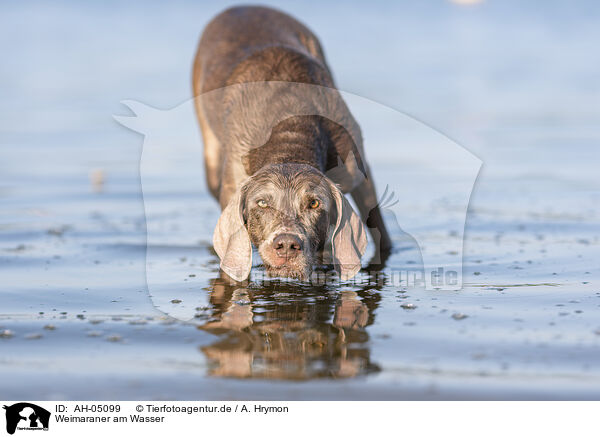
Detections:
198,276,383,379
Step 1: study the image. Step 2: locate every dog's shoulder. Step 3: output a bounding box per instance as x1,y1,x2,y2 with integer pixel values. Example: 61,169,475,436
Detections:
225,45,332,88
196,6,328,93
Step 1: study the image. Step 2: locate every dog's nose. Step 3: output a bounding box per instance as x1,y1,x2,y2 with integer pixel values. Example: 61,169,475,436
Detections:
272,233,303,259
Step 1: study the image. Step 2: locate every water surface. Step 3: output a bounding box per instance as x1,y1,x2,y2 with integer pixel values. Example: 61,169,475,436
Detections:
1,0,599,399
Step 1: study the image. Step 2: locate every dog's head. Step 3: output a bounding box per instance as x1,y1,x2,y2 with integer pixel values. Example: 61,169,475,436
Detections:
213,163,367,281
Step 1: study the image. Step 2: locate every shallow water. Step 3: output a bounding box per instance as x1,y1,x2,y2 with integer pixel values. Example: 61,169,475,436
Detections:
1,0,599,399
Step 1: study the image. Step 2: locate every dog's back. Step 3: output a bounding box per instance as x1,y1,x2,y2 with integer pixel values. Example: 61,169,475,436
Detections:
193,6,364,207
194,6,331,95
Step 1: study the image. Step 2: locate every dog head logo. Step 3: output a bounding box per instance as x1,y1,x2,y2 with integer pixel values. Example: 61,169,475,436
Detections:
3,403,50,435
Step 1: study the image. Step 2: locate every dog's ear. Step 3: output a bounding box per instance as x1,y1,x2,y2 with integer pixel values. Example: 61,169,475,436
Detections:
212,187,252,281
327,181,367,280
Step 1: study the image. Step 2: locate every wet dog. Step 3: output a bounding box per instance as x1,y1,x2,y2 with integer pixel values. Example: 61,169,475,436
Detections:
193,6,391,281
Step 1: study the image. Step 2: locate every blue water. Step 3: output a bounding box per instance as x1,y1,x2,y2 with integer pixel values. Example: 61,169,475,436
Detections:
1,0,599,399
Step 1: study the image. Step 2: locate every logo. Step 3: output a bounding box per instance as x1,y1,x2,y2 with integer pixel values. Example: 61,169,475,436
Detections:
3,403,50,435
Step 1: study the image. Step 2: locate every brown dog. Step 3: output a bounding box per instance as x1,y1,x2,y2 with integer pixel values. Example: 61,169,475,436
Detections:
193,6,391,281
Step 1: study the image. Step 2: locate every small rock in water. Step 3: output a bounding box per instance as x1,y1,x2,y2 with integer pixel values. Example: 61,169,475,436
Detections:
452,313,468,320
0,329,15,339
171,299,182,304
401,303,417,310
128,319,147,325
87,331,103,337
89,168,105,192
106,334,123,342
43,324,56,330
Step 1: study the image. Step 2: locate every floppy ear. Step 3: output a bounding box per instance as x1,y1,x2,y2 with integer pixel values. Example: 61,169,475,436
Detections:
212,188,252,281
328,182,368,280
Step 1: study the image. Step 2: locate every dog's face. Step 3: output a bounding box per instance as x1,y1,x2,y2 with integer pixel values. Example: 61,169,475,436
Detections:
243,165,333,279
212,163,367,282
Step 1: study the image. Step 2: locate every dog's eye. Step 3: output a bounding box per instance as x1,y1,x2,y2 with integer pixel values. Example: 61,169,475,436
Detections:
257,199,268,208
309,199,320,209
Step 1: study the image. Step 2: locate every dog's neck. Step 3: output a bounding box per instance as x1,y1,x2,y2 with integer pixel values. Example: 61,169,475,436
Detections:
242,115,329,176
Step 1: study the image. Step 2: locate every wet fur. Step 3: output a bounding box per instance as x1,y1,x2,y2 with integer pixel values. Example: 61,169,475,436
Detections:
194,6,392,280
242,164,333,280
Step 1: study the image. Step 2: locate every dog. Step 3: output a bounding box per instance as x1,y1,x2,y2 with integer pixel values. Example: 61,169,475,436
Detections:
193,6,391,281
199,277,380,379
